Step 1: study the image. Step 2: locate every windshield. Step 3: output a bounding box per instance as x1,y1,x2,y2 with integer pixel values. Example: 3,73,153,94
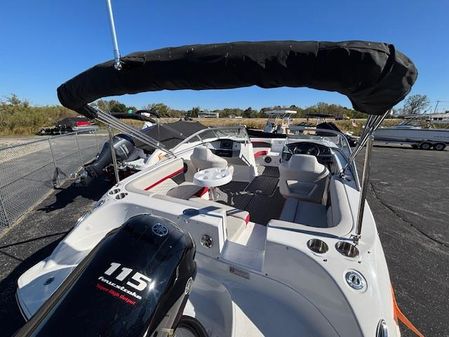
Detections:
172,126,249,151
288,127,352,158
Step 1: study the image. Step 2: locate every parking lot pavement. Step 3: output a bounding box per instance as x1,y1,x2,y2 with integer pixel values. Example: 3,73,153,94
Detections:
0,146,447,336
356,145,449,337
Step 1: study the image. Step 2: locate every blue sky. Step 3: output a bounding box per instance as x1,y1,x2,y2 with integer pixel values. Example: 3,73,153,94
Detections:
1,0,448,111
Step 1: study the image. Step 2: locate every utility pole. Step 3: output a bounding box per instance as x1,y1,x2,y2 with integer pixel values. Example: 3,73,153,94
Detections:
433,100,440,114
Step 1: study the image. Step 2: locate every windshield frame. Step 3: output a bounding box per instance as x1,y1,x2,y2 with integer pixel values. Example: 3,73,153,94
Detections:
171,126,250,153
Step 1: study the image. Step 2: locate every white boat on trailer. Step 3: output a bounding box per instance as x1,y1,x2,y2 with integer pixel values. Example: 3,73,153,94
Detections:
374,121,449,150
15,40,423,337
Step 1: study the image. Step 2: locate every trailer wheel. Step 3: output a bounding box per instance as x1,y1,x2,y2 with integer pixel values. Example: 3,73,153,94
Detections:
419,142,432,150
433,143,446,151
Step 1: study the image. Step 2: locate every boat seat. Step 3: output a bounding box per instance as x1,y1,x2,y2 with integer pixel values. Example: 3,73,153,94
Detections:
280,198,328,228
269,177,353,237
190,146,228,171
279,154,329,203
166,182,207,200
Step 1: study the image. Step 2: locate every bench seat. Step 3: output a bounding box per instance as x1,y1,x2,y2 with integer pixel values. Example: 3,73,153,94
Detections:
279,198,328,228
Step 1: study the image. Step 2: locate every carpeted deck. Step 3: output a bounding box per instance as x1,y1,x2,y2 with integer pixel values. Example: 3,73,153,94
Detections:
219,169,284,225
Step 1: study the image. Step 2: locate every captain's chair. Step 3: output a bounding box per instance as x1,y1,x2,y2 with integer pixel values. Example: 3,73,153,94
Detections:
279,154,329,203
190,146,228,171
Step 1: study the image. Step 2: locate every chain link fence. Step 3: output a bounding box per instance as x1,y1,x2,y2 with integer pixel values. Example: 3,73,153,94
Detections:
0,131,107,230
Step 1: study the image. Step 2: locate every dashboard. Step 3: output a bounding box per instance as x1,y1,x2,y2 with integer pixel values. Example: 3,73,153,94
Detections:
210,139,241,157
282,142,333,165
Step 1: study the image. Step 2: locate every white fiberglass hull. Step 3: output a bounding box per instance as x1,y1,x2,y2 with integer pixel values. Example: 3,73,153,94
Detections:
374,127,449,143
15,131,400,337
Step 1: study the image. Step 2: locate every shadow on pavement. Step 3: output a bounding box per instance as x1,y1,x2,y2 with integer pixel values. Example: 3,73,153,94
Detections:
38,177,113,213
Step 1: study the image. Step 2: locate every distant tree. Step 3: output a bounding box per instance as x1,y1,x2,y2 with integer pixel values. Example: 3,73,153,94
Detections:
187,107,201,118
109,100,127,113
401,94,430,115
243,107,259,118
3,94,29,107
145,103,169,117
6,94,21,106
144,103,182,117
96,99,127,113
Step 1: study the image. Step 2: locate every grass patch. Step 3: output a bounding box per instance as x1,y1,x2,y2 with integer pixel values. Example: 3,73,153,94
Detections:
0,97,75,136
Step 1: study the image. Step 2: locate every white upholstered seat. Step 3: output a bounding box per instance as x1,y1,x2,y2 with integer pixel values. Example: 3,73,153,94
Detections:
190,146,228,171
279,154,329,203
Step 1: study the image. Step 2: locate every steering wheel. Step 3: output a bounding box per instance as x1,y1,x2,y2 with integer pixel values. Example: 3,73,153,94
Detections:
292,143,320,156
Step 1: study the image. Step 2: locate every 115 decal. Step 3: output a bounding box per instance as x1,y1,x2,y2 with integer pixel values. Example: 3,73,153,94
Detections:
103,262,153,292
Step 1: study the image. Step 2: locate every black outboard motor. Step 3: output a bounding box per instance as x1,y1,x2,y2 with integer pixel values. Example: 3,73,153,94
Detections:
16,214,196,337
84,134,137,178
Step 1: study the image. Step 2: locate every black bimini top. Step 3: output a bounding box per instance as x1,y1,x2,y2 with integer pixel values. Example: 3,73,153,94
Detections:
57,40,417,116
138,120,207,151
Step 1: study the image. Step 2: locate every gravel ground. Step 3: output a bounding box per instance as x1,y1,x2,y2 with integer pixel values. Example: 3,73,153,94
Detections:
0,134,105,228
0,137,48,163
0,145,448,336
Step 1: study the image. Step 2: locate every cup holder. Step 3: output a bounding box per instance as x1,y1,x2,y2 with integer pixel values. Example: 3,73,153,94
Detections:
335,241,359,258
307,239,329,254
109,188,120,195
115,192,128,200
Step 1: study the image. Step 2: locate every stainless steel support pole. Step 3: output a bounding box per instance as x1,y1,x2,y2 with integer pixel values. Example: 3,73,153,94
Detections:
74,132,83,165
108,126,120,183
94,130,100,151
354,135,374,244
48,138,57,169
106,0,122,70
48,138,59,187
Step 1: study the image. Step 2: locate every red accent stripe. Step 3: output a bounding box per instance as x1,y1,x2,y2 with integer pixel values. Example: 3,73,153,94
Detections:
195,187,209,197
144,168,184,191
244,214,250,224
254,150,268,158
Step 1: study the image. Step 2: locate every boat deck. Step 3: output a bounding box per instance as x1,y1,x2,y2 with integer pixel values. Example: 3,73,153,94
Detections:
218,167,285,225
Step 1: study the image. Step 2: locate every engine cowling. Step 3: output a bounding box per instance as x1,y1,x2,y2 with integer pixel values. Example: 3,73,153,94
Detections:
85,134,137,178
16,214,196,337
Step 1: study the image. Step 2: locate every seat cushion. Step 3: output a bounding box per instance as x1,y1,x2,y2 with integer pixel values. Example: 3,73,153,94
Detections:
166,182,205,200
190,146,228,170
280,198,328,228
279,154,329,203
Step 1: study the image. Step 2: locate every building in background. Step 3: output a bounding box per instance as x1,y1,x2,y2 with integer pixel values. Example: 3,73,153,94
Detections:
403,113,449,124
198,110,219,118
